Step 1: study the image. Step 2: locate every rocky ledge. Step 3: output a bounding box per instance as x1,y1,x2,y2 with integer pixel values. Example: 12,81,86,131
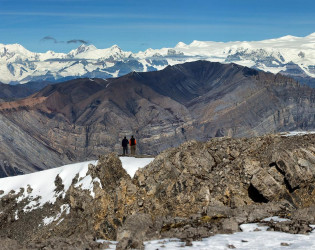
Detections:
1,133,315,249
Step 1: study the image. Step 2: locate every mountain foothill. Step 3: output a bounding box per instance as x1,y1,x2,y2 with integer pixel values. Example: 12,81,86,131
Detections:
1,60,315,177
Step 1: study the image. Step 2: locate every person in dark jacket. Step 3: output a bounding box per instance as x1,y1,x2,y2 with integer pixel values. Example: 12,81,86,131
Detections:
129,135,137,155
122,136,129,155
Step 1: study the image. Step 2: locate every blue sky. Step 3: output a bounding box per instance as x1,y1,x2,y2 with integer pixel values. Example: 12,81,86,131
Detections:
0,0,314,53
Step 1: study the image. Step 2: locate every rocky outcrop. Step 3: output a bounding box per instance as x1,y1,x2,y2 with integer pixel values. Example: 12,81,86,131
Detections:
119,133,315,244
2,134,315,247
0,153,133,244
35,153,137,242
132,134,315,217
116,213,160,250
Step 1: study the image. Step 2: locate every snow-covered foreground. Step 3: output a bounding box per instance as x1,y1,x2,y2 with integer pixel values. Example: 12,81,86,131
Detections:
145,227,315,250
0,156,154,211
2,155,315,249
100,220,315,249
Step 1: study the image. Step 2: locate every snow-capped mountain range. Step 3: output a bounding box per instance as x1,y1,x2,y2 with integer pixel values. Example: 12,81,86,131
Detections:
0,33,314,84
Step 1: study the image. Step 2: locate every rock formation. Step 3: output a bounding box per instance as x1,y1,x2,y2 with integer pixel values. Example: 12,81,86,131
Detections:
1,134,315,248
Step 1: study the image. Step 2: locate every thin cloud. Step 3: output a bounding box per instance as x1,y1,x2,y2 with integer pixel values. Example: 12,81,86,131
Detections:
41,36,59,43
67,39,89,44
41,36,88,45
40,36,65,44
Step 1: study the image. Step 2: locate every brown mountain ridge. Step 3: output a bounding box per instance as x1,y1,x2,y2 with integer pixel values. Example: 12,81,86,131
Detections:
1,60,315,177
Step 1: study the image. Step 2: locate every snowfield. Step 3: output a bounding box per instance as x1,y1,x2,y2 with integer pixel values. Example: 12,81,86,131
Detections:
97,220,315,249
143,224,315,250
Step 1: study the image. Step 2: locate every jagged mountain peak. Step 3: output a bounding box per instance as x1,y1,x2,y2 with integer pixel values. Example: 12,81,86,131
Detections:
69,44,97,56
0,43,33,57
110,44,121,50
108,44,125,55
175,41,187,48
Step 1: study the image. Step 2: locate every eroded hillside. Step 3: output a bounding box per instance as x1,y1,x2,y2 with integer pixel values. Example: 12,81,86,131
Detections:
1,61,315,176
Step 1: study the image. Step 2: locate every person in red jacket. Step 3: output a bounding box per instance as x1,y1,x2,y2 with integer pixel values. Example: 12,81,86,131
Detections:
129,135,136,155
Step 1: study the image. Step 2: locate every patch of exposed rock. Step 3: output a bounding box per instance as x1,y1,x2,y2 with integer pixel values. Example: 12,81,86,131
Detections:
36,153,136,241
2,134,315,247
266,219,312,234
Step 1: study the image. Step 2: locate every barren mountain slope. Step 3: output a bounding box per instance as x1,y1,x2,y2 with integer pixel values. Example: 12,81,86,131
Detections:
1,61,315,176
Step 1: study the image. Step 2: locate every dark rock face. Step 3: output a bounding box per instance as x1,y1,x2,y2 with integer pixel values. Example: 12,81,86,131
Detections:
0,82,33,102
2,61,315,176
0,81,55,103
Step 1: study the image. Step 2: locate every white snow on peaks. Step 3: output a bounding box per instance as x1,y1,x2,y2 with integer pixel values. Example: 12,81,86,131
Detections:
68,44,97,57
0,43,34,59
0,33,315,83
69,44,132,60
0,156,154,213
175,42,187,48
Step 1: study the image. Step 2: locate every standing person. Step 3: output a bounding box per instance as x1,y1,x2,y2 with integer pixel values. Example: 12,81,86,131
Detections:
129,135,137,155
121,136,129,155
